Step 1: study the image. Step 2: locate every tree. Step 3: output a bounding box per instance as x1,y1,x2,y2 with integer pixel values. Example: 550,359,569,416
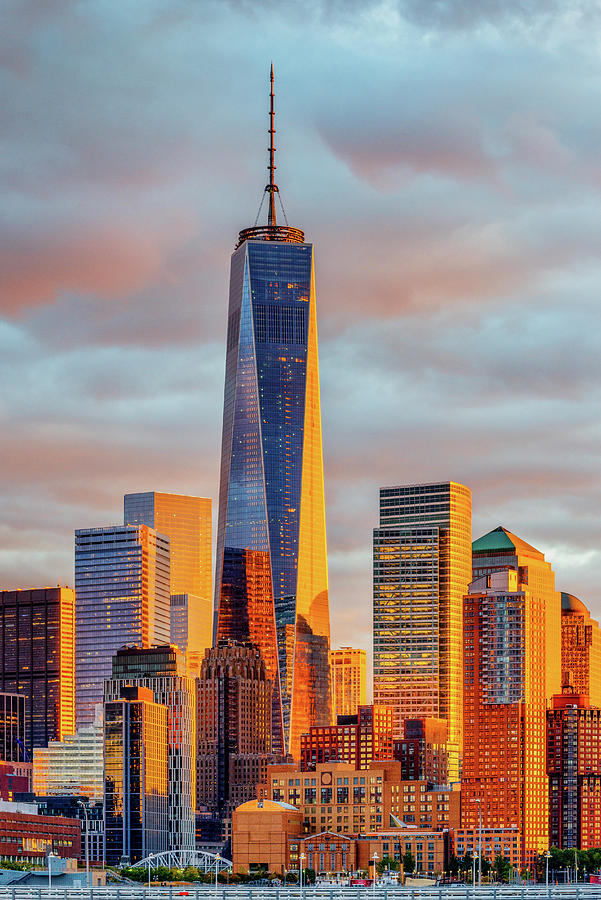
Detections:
402,851,415,874
493,854,511,883
447,854,460,877
304,868,316,884
377,856,399,874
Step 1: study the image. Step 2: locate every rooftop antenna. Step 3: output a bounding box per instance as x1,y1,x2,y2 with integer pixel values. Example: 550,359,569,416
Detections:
266,63,278,227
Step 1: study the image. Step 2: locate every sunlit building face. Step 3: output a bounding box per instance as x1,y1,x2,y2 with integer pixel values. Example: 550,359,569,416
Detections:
372,481,471,781
124,492,213,657
463,528,562,867
214,232,331,759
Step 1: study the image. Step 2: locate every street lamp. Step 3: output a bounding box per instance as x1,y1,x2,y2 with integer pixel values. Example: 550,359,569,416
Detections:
215,853,221,892
470,798,482,887
372,852,379,900
147,852,154,888
545,850,551,889
48,851,57,890
77,800,90,888
299,852,306,894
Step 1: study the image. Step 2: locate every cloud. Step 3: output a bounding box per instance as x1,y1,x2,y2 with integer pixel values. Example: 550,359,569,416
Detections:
2,0,601,687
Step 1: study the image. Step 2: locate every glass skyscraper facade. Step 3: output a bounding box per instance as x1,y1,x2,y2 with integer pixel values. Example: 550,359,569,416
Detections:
104,645,196,852
74,525,170,728
104,685,168,865
214,77,331,758
124,492,213,656
373,481,471,781
0,588,75,754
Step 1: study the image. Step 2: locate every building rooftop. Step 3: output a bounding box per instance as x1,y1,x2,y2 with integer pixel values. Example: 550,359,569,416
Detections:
236,799,298,813
472,526,544,560
561,592,589,615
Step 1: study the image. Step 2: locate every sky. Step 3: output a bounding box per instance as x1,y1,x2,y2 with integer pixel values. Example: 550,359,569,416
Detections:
2,0,601,686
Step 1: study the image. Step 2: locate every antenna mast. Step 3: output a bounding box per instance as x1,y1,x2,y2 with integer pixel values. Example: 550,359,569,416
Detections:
266,63,278,227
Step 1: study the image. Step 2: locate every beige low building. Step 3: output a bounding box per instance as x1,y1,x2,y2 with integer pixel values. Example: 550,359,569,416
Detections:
233,798,302,875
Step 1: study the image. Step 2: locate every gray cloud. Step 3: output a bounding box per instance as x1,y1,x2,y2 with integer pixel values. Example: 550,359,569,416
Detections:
2,0,601,689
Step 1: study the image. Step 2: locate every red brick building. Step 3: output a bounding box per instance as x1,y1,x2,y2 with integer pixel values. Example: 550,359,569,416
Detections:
547,688,601,849
394,718,448,784
300,705,394,772
0,802,80,862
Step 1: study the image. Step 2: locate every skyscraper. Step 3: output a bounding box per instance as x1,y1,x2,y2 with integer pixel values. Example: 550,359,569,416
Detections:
104,685,169,865
196,641,276,819
372,481,471,779
560,592,601,707
104,644,196,851
124,492,212,656
0,588,75,754
330,647,367,719
214,68,331,758
74,525,170,727
462,530,562,866
547,684,601,850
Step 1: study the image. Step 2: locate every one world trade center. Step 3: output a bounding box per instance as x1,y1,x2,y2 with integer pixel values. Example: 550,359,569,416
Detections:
214,68,331,758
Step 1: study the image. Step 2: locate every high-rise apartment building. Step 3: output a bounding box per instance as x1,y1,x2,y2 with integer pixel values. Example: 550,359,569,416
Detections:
394,718,448,785
330,647,366,719
462,539,562,866
547,685,601,850
74,525,170,727
214,70,331,759
197,642,276,819
33,705,103,801
124,492,212,656
104,685,168,865
300,705,394,772
560,592,601,708
104,644,196,851
471,525,562,704
0,588,75,754
373,481,471,779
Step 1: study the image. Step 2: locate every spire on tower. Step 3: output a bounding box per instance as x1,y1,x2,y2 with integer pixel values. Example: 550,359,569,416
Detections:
236,64,305,248
266,62,278,227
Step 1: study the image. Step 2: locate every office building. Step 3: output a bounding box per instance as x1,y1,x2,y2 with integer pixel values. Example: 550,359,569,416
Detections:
373,481,471,779
214,69,331,758
0,693,26,764
124,492,212,655
0,588,75,754
560,592,601,708
330,647,366,719
104,645,196,851
258,759,460,834
104,685,168,865
300,705,394,772
74,525,170,727
33,706,103,801
394,718,448,785
36,797,104,865
547,685,601,850
197,642,276,819
461,545,562,866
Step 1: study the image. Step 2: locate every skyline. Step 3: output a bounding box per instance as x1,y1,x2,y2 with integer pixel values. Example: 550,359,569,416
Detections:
2,1,601,682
